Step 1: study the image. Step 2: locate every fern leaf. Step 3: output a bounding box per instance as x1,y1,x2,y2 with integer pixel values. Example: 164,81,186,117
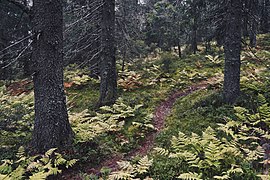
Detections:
9,165,25,180
55,156,67,166
16,146,25,159
213,175,230,179
29,171,48,180
66,159,77,168
257,175,270,180
135,156,153,174
257,94,267,106
0,174,11,180
45,148,57,157
178,172,202,180
154,147,170,156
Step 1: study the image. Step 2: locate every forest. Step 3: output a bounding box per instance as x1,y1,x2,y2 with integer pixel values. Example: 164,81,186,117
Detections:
0,0,270,179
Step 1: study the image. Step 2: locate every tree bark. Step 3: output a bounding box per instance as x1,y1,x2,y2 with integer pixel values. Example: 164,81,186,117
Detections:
99,0,117,106
260,0,270,33
32,0,73,153
223,0,242,104
177,41,182,58
249,20,257,48
191,15,198,54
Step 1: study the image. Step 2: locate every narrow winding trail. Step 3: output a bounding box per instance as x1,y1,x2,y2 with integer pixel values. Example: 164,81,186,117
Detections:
87,78,215,174
61,78,218,179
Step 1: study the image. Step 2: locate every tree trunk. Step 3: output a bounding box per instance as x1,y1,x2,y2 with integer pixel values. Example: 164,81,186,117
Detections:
223,0,242,104
249,20,257,48
99,0,117,106
191,16,198,54
32,0,73,153
177,41,182,58
260,0,270,33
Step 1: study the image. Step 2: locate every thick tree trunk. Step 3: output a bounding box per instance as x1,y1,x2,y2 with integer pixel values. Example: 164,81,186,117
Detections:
32,0,73,153
223,0,242,104
99,0,117,106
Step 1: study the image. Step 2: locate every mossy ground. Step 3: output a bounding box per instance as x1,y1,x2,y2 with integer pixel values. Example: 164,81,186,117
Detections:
0,34,269,178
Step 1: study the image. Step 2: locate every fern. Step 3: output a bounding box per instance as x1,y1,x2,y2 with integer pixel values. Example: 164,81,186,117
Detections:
108,156,153,180
178,172,202,180
135,156,153,175
64,65,97,87
154,124,260,179
0,147,77,179
213,175,230,179
118,70,143,91
205,55,222,65
29,171,48,180
71,98,144,143
108,161,135,180
154,147,170,156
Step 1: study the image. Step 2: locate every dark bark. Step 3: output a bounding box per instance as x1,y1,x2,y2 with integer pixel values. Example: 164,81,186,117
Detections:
191,5,198,54
99,0,117,106
5,0,31,14
122,48,126,72
243,16,249,38
177,41,182,58
260,0,270,33
31,0,73,153
223,0,242,104
249,20,257,47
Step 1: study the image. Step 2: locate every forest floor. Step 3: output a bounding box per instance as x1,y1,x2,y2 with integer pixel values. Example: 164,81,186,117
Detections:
60,76,221,179
0,34,270,180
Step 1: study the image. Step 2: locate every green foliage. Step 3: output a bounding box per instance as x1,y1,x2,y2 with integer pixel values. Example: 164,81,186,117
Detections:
0,86,34,159
160,52,178,73
0,147,77,180
178,69,207,82
128,114,156,140
143,64,175,86
205,55,222,66
64,65,98,87
152,94,270,179
154,126,258,179
108,156,153,180
232,94,270,128
178,172,202,180
118,70,143,91
70,98,143,143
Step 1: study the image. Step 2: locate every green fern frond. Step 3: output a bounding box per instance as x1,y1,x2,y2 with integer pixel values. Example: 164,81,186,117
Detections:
178,172,202,180
66,159,77,168
257,175,270,180
45,148,57,157
213,175,230,179
0,160,13,174
9,165,25,179
29,171,48,180
16,146,25,159
135,156,153,175
154,147,170,156
0,174,11,180
108,161,135,180
54,156,67,166
226,165,243,175
257,94,267,106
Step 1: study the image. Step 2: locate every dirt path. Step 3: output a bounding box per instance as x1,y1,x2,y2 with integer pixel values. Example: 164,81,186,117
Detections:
88,78,216,173
60,78,218,179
